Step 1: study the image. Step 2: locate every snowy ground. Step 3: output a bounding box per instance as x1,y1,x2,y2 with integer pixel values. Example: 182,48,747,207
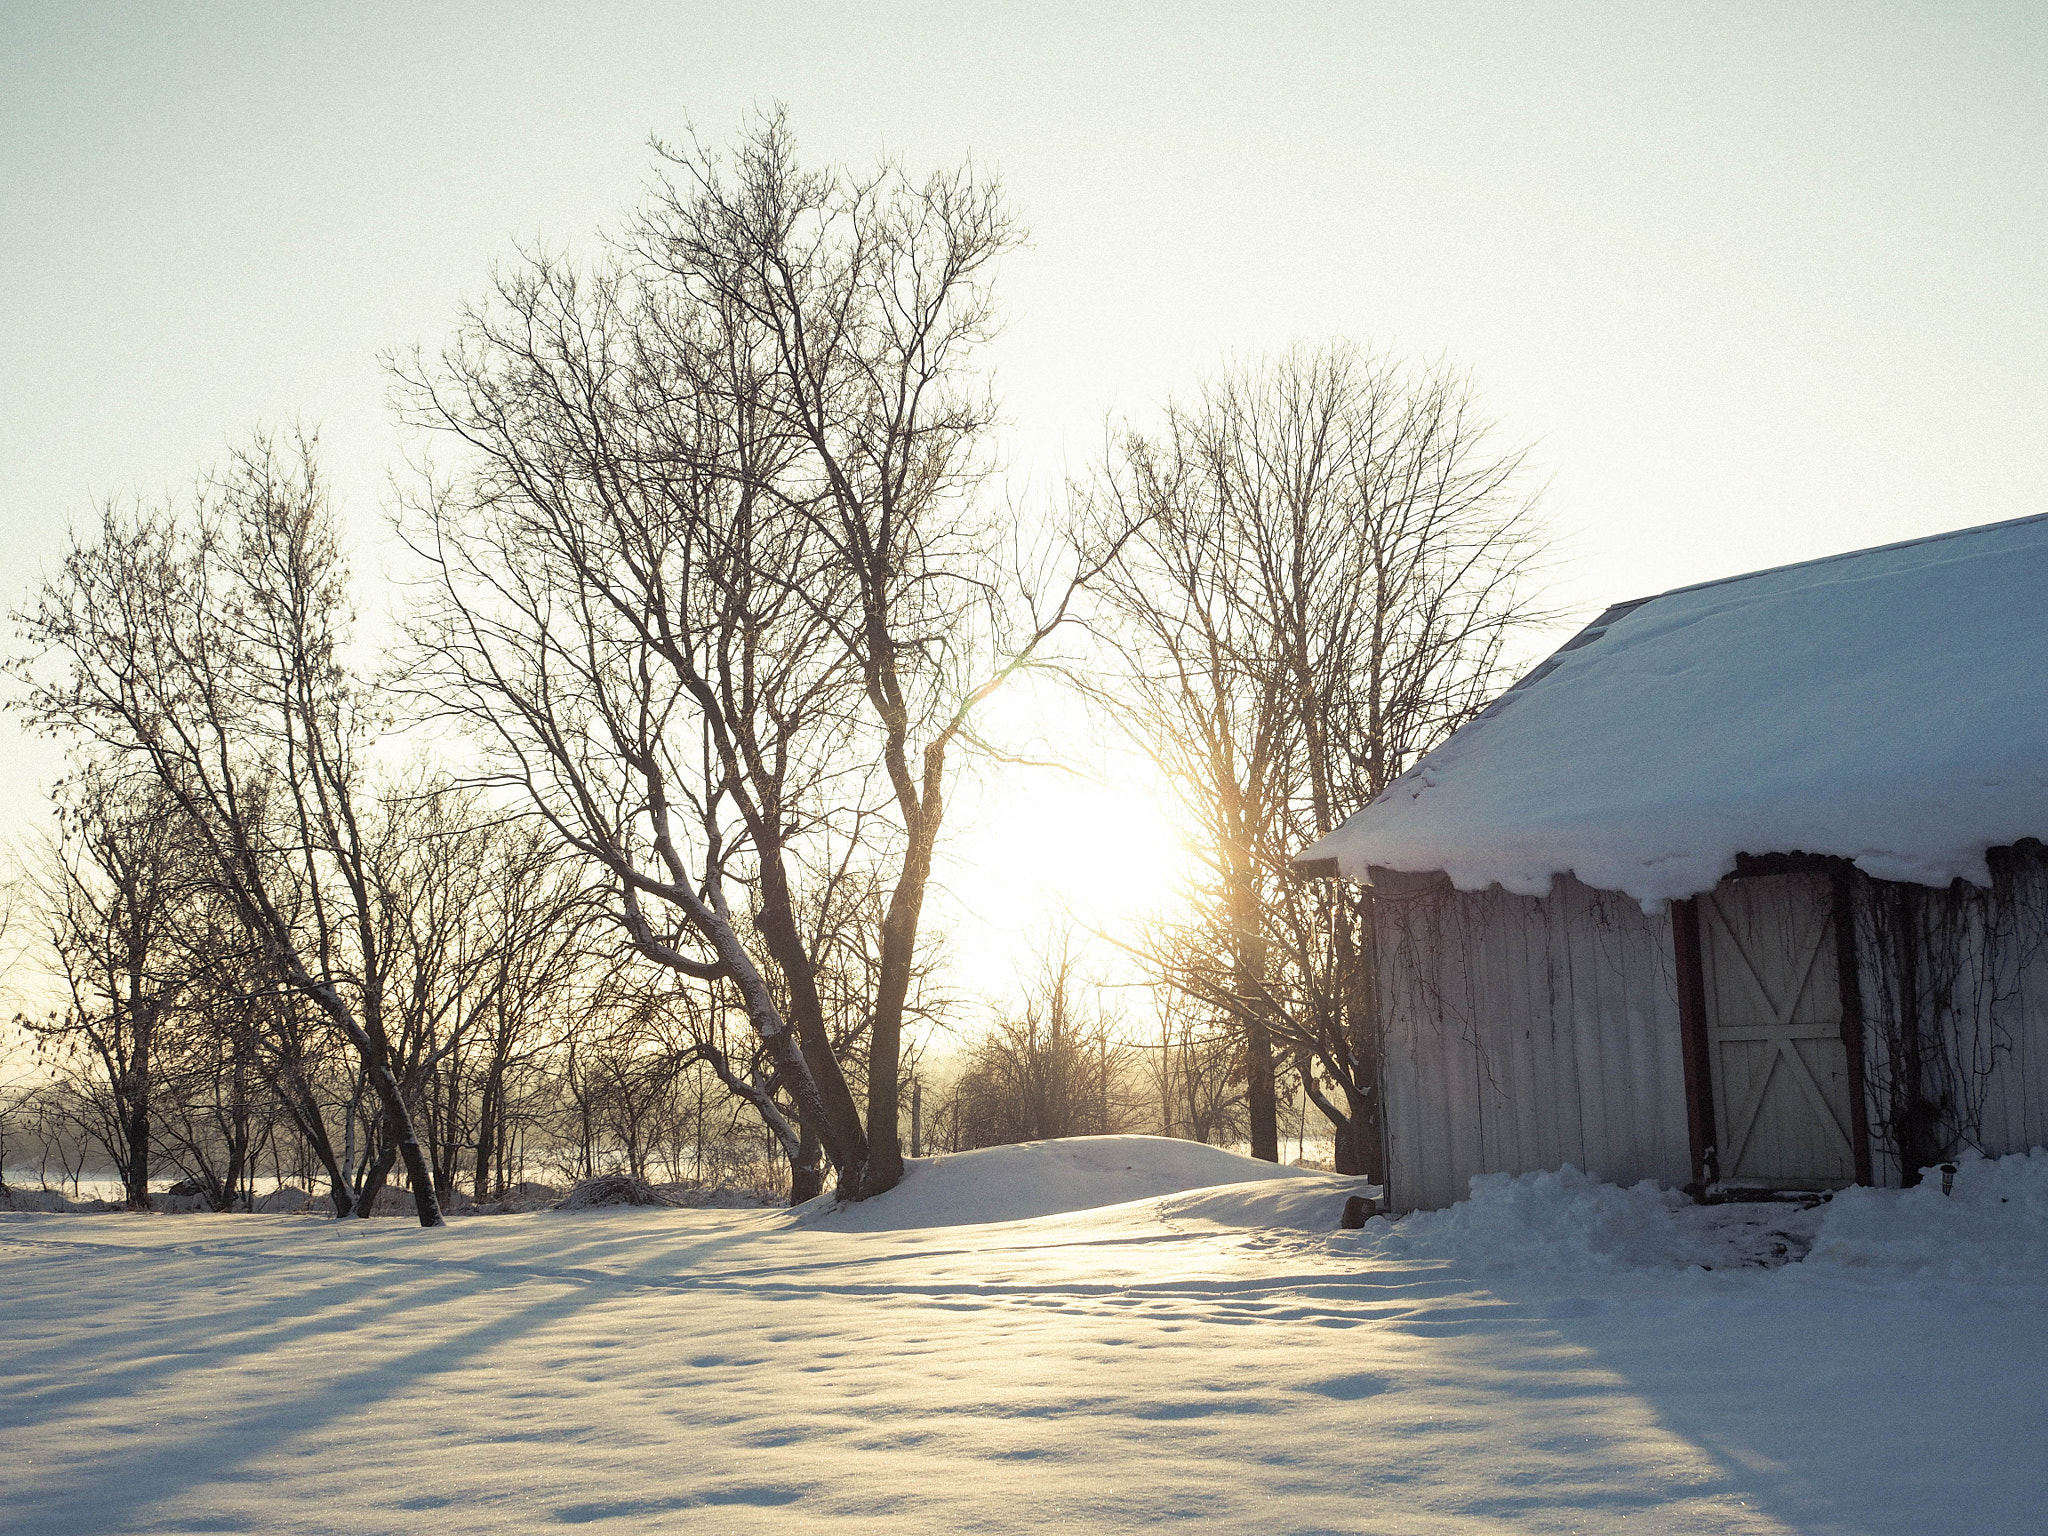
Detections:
3,1137,2045,1535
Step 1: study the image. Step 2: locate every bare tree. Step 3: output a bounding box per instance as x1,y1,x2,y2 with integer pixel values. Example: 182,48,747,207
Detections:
394,233,868,1198
1091,344,1546,1174
416,820,603,1203
15,435,447,1225
948,926,1138,1149
21,765,192,1208
397,112,1125,1200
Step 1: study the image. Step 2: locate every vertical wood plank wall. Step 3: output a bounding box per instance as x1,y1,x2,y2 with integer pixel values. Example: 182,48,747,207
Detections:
1373,876,1693,1212
1848,846,2048,1183
1977,847,2048,1158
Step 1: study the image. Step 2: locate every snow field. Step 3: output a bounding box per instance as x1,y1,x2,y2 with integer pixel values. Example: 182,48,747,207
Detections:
3,1136,2045,1535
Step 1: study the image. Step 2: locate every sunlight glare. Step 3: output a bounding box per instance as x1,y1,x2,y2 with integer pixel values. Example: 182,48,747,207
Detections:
935,743,1186,1002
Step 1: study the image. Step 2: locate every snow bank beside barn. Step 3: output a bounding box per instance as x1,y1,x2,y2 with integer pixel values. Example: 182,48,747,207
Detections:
1804,1146,2048,1281
1302,513,2048,906
1361,1164,1710,1273
1343,1149,2048,1278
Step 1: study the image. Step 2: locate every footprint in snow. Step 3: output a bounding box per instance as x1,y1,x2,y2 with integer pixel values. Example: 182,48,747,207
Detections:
1300,1370,1394,1400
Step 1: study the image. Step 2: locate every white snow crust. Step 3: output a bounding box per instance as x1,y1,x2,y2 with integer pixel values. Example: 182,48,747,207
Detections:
1802,1145,2048,1281
1362,1164,1712,1273
800,1134,1317,1230
1353,1150,2048,1281
5,1135,2047,1534
1304,514,2048,905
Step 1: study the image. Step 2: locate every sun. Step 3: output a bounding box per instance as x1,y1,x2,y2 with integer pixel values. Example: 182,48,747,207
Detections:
934,714,1188,999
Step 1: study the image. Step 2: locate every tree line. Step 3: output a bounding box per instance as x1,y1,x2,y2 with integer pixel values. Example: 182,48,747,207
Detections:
3,111,1543,1219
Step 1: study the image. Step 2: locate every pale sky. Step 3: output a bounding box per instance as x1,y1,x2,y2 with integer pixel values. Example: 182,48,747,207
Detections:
5,3,2046,998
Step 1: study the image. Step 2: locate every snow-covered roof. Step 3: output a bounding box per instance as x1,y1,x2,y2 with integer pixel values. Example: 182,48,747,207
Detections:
1299,513,2048,906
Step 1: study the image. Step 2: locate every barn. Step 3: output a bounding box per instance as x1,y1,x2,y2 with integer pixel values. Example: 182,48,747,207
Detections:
1295,514,2048,1212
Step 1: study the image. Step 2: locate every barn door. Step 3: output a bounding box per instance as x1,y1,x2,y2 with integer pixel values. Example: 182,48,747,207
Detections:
1697,872,1860,1189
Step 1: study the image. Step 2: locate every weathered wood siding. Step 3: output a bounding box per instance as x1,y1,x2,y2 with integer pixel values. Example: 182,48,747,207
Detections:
1372,875,1693,1213
1849,842,2048,1183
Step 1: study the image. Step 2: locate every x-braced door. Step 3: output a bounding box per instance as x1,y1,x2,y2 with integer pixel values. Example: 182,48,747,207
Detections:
1697,872,1862,1189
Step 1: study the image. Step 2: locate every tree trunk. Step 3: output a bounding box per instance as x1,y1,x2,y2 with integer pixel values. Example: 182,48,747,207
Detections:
120,1080,152,1211
1337,890,1387,1186
857,847,933,1200
1235,916,1279,1162
359,1052,443,1227
790,1114,824,1204
1330,1113,1362,1176
120,996,156,1211
218,1128,248,1213
353,1141,399,1218
751,883,870,1181
1243,1013,1279,1162
432,1065,461,1200
474,1069,501,1203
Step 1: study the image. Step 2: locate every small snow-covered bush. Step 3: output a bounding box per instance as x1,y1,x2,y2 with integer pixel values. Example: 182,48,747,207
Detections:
555,1175,782,1211
561,1174,677,1210
654,1182,783,1209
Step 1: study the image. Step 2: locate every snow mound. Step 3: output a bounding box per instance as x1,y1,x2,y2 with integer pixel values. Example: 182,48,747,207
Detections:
804,1135,1317,1231
1805,1147,2048,1282
358,1186,431,1216
1364,1165,1706,1273
0,1187,117,1214
1158,1174,1382,1232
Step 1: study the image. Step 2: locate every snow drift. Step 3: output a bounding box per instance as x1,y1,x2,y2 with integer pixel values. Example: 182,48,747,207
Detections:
801,1135,1331,1230
1361,1164,1710,1273
1804,1146,2048,1281
1157,1175,1382,1233
1302,512,2048,905
1347,1149,2048,1278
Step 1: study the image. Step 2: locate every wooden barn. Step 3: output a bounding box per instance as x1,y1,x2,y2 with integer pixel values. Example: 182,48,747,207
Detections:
1295,515,2048,1213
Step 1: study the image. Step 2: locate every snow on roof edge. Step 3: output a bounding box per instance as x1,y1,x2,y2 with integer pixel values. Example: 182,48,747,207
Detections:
1296,512,2048,907
1627,508,2048,608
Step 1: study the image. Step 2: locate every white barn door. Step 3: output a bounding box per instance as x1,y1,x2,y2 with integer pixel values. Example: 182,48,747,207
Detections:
1698,872,1859,1188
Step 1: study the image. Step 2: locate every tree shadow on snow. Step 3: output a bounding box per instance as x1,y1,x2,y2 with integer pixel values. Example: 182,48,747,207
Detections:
5,1238,662,1535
